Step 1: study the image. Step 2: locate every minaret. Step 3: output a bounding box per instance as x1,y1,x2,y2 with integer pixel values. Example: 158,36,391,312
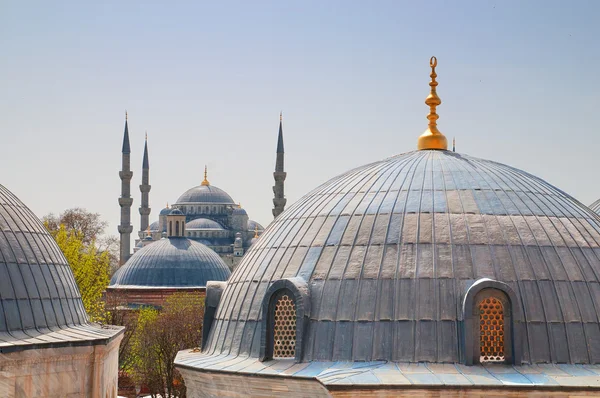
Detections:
118,112,133,265
272,112,287,218
139,132,151,234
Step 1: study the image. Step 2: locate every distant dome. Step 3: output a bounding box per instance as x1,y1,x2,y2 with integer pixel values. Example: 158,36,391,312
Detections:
590,199,600,215
159,207,171,216
186,218,225,230
149,221,160,231
232,207,247,216
109,238,230,288
0,184,120,350
176,185,235,204
204,150,600,364
247,220,264,232
169,208,184,216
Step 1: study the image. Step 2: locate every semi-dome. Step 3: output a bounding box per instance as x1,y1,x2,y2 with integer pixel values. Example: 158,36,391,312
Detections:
159,206,171,216
186,218,225,230
176,185,235,204
203,149,600,364
0,184,121,351
110,237,230,288
247,219,264,231
232,207,248,216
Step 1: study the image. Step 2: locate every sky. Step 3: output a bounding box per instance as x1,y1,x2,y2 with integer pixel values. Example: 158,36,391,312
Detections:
1,0,599,247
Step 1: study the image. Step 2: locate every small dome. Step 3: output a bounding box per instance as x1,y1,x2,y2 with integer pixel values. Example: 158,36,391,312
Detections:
109,238,230,288
176,185,235,204
0,184,120,350
247,220,264,232
169,208,184,216
590,199,600,215
135,241,144,248
159,207,171,216
186,218,224,230
204,150,600,364
149,220,160,231
232,207,248,216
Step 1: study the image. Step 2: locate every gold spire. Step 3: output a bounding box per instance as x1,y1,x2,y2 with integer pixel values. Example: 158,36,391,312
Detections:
146,226,151,237
254,225,259,239
201,165,210,186
166,202,169,209
417,56,448,151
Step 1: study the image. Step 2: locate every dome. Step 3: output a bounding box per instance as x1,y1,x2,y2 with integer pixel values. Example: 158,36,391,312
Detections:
232,207,248,216
169,208,184,216
159,207,171,216
186,218,225,230
590,199,600,215
247,219,264,232
176,185,235,204
203,150,600,364
0,184,121,351
109,238,230,288
149,220,160,231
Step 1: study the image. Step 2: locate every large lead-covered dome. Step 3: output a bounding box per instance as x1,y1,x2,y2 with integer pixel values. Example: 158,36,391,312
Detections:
176,185,235,204
110,238,230,288
0,184,120,351
204,150,600,364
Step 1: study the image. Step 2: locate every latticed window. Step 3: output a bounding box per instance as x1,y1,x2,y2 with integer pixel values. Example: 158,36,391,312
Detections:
479,297,505,362
273,293,296,358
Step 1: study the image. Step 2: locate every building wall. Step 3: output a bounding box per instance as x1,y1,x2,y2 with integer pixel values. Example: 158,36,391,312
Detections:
106,287,206,308
0,334,122,398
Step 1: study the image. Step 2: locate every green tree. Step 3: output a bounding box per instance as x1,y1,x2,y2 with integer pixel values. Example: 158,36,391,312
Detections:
130,293,205,398
51,225,111,322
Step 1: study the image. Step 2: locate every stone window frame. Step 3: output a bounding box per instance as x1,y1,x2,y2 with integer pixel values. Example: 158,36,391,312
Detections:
260,277,310,362
462,278,522,365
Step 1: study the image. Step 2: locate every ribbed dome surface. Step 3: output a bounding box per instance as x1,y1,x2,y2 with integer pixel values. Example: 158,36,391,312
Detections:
590,199,600,215
0,185,88,335
186,218,224,230
110,238,230,288
205,150,600,364
176,185,234,204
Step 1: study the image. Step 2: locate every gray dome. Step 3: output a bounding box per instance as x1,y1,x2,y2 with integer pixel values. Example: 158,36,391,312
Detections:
247,219,264,232
149,220,160,231
109,238,230,288
590,199,600,215
204,150,600,364
169,208,184,216
0,184,120,351
186,218,224,230
176,185,235,204
159,207,171,216
232,207,248,216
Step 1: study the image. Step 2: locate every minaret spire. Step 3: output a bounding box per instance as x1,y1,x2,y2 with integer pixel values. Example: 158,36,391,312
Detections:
118,113,133,265
417,56,448,150
139,132,151,235
201,165,210,186
272,112,287,218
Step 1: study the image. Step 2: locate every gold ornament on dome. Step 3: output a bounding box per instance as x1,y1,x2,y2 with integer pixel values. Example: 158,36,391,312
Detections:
417,56,448,150
201,165,210,186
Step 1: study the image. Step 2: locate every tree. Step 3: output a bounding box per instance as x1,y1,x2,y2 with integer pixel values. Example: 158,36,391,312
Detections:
43,207,119,271
130,293,205,398
51,225,111,322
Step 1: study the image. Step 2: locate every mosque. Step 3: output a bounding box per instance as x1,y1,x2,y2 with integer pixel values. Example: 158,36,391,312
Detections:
117,113,287,270
174,58,600,397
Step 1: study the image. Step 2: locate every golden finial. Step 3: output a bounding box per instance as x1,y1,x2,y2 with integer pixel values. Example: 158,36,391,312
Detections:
201,165,210,186
254,225,259,239
146,226,151,237
166,202,169,209
417,56,448,150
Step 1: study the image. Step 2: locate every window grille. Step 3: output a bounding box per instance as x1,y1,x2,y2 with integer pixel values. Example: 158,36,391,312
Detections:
479,297,505,363
273,294,296,358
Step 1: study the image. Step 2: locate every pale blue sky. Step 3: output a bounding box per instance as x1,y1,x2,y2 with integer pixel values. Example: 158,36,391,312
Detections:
1,0,599,243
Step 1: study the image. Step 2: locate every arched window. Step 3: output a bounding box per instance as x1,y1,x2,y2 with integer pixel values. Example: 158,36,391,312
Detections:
175,221,179,236
462,278,521,365
270,290,296,358
479,297,505,363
